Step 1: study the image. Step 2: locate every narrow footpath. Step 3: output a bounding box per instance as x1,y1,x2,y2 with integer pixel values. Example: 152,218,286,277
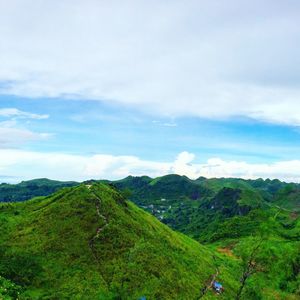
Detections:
86,185,109,260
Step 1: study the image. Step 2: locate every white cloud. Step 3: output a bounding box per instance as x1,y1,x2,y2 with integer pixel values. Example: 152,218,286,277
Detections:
0,108,48,120
2,149,300,183
0,126,50,148
171,151,198,179
152,120,177,127
0,150,171,182
0,108,50,148
0,1,300,124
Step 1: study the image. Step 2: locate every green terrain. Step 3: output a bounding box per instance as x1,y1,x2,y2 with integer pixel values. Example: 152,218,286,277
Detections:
0,179,77,202
0,183,238,299
0,176,299,299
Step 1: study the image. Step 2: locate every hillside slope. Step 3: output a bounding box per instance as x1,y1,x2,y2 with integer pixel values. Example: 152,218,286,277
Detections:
0,183,238,300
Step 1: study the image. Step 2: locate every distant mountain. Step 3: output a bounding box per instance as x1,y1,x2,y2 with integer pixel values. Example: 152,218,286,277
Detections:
109,175,299,242
0,178,78,202
113,174,212,205
112,175,300,209
2,175,299,210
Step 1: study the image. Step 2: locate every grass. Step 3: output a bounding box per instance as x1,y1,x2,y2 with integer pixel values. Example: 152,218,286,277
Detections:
0,183,238,299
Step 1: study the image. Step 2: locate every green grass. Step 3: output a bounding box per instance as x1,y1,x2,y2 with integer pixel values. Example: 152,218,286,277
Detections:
1,177,299,299
0,183,238,299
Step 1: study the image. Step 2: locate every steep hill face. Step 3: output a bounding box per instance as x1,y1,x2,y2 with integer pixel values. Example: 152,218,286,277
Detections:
273,184,300,211
161,186,268,243
0,183,238,299
203,187,263,218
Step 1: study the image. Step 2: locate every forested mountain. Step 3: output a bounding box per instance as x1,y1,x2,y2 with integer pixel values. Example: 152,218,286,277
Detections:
2,175,299,213
108,175,299,241
0,177,299,299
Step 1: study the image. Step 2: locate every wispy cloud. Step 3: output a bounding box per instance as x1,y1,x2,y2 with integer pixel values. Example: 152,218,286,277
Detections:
0,1,300,125
0,108,51,148
0,108,48,120
152,120,177,127
0,126,51,148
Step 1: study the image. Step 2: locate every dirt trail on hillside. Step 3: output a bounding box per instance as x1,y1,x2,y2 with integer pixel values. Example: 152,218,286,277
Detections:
87,186,109,260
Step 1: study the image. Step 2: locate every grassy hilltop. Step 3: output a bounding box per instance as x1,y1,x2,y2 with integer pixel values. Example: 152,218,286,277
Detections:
0,183,238,299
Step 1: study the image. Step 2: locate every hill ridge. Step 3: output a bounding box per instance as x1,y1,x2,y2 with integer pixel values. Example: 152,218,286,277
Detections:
0,183,238,299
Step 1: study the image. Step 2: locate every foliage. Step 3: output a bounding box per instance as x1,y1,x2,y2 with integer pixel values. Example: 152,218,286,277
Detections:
1,176,300,299
0,275,22,300
0,183,238,299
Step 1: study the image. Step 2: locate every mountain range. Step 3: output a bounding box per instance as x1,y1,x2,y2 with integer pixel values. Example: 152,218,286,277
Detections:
0,176,299,299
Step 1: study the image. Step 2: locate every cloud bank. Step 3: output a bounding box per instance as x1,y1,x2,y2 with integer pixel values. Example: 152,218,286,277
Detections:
1,1,300,124
2,150,300,183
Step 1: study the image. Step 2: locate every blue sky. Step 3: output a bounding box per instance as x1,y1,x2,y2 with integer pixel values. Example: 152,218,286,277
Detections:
1,1,300,182
3,94,300,163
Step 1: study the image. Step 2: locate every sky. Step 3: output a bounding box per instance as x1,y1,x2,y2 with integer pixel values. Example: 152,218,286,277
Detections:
1,0,300,183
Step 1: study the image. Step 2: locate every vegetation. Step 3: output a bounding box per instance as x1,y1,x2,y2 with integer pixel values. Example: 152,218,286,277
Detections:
0,176,299,299
0,179,77,202
112,175,300,298
0,183,239,299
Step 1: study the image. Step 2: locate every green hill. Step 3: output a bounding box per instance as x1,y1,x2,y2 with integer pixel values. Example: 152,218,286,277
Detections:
1,175,299,245
108,175,300,241
113,174,212,205
2,176,299,213
272,184,300,211
0,178,78,202
0,183,238,299
0,177,299,299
